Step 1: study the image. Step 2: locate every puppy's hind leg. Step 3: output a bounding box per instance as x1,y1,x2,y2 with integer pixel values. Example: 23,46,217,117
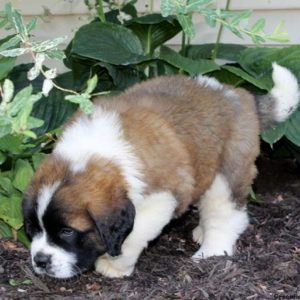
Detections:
192,173,249,260
95,191,177,278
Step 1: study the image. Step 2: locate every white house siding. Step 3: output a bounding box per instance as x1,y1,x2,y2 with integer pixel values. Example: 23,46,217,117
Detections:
0,0,300,70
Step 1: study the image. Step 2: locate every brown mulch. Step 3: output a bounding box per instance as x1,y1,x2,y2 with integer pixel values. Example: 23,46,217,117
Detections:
0,158,299,300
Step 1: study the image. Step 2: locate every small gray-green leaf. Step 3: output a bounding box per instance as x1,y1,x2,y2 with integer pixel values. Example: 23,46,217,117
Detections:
0,47,30,57
0,35,21,52
2,79,14,103
177,14,195,38
85,75,98,95
31,36,67,52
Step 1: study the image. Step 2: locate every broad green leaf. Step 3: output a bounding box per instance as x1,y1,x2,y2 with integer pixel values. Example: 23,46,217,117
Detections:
222,65,269,90
95,62,143,90
160,46,220,75
0,194,23,229
0,176,14,195
239,46,300,85
0,152,6,165
185,44,247,61
12,159,34,192
261,122,288,146
71,22,147,65
285,108,300,147
127,14,181,53
32,153,46,170
0,135,24,154
0,220,12,237
0,56,16,80
9,85,33,116
208,68,245,86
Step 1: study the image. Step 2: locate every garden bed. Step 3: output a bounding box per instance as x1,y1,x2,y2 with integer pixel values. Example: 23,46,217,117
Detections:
0,158,299,300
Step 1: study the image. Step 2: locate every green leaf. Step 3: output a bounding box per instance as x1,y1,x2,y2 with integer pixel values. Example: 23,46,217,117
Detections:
2,79,14,103
0,176,14,195
12,159,34,192
285,108,300,147
185,0,214,13
185,43,247,61
5,3,28,41
0,47,30,57
26,18,37,33
261,121,288,146
127,14,181,53
31,36,67,52
85,75,98,95
17,228,31,248
9,85,33,116
0,220,12,238
0,56,16,80
45,48,65,60
0,35,21,52
177,14,195,37
0,135,24,154
160,46,220,76
161,0,182,17
8,65,77,136
239,46,300,86
222,65,269,90
0,152,6,165
0,194,23,229
65,94,94,114
251,18,265,33
32,153,46,170
71,22,148,65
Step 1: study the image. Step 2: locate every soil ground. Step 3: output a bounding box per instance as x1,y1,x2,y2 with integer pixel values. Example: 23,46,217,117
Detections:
0,157,299,300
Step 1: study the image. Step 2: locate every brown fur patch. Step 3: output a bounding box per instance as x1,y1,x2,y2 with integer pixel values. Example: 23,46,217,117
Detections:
53,158,129,230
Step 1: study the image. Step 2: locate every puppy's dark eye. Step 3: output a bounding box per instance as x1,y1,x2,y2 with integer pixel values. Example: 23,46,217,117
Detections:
59,228,74,238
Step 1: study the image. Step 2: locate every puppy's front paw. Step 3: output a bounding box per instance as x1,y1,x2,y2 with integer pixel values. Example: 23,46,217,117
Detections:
192,225,204,244
192,242,233,261
95,255,134,278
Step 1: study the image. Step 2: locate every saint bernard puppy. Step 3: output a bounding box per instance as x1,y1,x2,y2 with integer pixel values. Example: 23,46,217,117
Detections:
23,63,299,279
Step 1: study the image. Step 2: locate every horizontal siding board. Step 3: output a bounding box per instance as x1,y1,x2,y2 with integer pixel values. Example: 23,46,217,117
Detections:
0,10,295,45
3,0,300,16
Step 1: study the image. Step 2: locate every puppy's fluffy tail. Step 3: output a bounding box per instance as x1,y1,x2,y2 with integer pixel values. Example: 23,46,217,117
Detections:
256,63,299,130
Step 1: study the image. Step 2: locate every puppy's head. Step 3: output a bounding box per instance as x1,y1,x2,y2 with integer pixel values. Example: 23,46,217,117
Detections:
22,156,135,278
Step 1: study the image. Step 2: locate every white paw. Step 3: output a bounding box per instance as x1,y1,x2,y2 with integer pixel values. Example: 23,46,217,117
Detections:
192,225,204,244
95,255,134,278
192,242,233,261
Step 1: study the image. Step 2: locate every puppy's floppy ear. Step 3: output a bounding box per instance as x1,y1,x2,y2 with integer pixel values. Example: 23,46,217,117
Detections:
88,196,135,257
22,194,40,240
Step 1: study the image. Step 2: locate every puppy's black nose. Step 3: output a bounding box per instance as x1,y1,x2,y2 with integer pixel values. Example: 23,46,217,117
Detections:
34,252,51,269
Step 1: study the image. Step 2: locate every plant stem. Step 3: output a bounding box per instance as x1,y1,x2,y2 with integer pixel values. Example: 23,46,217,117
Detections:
212,0,231,60
96,0,106,23
40,67,79,95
